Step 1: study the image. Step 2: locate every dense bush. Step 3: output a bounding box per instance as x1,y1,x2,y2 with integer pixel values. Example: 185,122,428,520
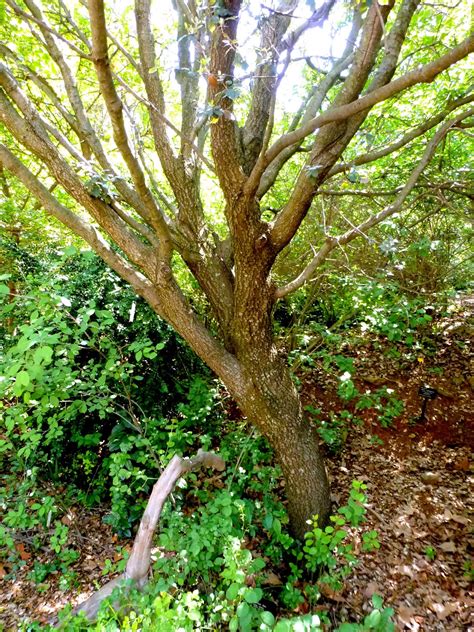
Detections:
0,249,214,536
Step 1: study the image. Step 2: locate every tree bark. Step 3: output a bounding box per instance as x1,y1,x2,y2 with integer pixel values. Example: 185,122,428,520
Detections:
232,350,331,540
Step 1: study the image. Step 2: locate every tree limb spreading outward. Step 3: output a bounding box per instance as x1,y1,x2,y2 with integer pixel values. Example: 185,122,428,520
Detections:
246,33,474,198
275,107,474,299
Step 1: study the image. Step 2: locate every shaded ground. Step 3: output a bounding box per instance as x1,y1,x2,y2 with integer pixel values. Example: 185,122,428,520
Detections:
302,302,473,631
0,508,128,627
1,303,472,630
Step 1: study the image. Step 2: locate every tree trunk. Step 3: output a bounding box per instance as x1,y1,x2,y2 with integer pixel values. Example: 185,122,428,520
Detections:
232,350,331,540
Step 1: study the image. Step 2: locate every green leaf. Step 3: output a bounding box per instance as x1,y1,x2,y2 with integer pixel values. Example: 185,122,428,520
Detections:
33,346,53,365
16,370,31,387
229,616,239,632
237,601,252,626
222,86,240,100
244,587,262,604
260,611,275,626
371,594,383,609
252,557,266,572
365,609,381,627
0,283,10,295
226,582,241,601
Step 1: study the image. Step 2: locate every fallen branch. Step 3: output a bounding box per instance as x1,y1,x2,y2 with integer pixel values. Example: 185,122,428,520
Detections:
66,449,225,623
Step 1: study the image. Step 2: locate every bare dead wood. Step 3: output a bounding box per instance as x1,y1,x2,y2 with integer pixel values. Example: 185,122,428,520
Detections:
67,450,225,623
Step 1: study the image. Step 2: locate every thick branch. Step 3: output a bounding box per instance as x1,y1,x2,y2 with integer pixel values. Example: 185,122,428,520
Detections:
328,91,474,177
247,32,474,196
5,0,90,59
7,0,147,218
0,60,160,241
256,8,361,198
0,85,152,272
0,143,154,297
242,1,336,176
275,108,474,298
208,0,246,201
268,0,395,252
240,0,298,174
175,2,201,163
87,0,171,255
134,0,183,188
71,450,225,622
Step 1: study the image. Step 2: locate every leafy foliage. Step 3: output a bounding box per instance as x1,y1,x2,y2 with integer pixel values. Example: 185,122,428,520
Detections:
0,250,215,548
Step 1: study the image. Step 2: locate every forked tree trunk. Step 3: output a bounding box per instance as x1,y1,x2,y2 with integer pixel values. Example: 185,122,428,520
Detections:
231,351,331,539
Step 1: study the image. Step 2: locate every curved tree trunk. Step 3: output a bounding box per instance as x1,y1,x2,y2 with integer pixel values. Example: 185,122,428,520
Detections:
232,351,331,540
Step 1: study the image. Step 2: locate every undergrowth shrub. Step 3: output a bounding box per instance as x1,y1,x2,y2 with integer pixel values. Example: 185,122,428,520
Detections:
285,278,438,368
0,249,218,555
2,250,397,630
46,477,390,632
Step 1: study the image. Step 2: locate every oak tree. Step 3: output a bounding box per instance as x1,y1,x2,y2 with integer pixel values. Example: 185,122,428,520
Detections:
0,0,472,537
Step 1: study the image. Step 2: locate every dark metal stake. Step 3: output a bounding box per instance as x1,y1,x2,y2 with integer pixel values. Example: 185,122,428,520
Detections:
417,384,438,422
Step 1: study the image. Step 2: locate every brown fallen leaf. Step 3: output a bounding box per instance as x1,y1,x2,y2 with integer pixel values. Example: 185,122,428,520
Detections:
82,558,99,571
15,543,31,561
398,564,416,578
363,582,379,598
432,386,454,398
439,541,457,552
318,581,345,602
421,471,442,484
397,604,417,626
453,456,470,471
394,521,412,538
245,574,257,588
430,601,459,620
450,514,470,526
263,572,283,586
61,511,76,525
413,530,429,540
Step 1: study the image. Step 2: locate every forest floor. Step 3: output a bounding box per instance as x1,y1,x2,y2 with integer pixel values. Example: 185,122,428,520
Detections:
300,302,473,631
1,303,473,630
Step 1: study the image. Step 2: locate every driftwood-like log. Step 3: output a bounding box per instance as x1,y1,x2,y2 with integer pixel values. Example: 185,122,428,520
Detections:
67,449,225,623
